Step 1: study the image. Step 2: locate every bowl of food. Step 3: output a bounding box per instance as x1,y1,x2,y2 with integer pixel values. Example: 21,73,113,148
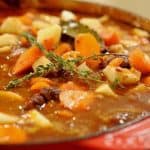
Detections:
0,0,149,149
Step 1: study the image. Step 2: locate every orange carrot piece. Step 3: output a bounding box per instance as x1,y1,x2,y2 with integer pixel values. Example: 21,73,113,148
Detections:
30,77,54,85
103,32,119,46
20,37,29,47
129,49,150,74
13,46,42,75
142,76,150,86
60,81,84,91
75,33,100,57
0,125,27,144
54,43,72,56
55,110,73,118
20,15,32,26
30,26,38,36
43,37,55,51
86,59,102,70
30,81,50,92
109,57,124,67
76,93,94,110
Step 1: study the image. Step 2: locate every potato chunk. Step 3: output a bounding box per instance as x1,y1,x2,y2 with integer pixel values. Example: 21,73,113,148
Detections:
0,17,25,34
27,110,52,128
32,56,51,71
0,112,19,124
61,10,77,22
0,91,24,102
95,84,118,98
37,24,61,46
103,66,141,85
0,34,18,47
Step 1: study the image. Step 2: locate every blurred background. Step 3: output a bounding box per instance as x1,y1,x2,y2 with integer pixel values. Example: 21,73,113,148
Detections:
81,0,150,19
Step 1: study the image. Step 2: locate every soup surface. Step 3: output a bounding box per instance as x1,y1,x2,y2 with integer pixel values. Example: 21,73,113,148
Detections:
0,9,149,144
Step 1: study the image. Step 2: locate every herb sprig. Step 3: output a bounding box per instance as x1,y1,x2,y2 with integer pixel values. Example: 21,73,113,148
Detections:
5,63,56,90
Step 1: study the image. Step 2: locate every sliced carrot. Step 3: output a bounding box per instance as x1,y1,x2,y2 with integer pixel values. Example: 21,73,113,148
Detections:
109,57,124,67
86,58,101,70
103,32,119,46
75,33,100,57
20,15,32,26
30,81,50,92
43,37,55,51
60,81,85,91
55,110,73,118
0,125,27,144
76,93,94,110
54,43,72,56
30,77,54,85
13,46,42,75
129,48,150,74
142,76,150,86
30,26,38,36
20,36,29,47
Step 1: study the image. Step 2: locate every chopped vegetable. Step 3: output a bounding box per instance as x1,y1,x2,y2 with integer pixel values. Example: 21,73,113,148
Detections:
95,84,118,98
0,91,24,101
129,48,150,74
30,81,51,92
0,46,11,53
0,34,18,47
32,56,51,71
54,43,72,56
132,28,149,37
61,10,77,22
109,57,124,67
59,90,94,110
75,33,100,57
54,110,73,118
80,17,102,34
13,46,42,74
103,66,141,85
120,40,138,48
0,113,19,124
20,15,32,26
27,109,52,128
30,77,54,85
60,81,83,91
32,20,50,30
103,32,120,46
37,24,61,48
0,17,25,34
142,76,150,86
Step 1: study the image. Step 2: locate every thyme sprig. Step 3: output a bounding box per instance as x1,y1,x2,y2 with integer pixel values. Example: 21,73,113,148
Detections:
5,63,56,90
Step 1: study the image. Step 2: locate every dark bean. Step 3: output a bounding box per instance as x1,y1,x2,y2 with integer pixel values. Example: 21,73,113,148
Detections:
24,100,34,110
48,87,60,100
40,88,51,101
24,87,61,110
101,48,109,54
120,57,130,68
31,93,46,105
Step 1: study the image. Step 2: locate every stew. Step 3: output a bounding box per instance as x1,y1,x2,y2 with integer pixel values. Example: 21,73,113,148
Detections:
0,9,149,144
